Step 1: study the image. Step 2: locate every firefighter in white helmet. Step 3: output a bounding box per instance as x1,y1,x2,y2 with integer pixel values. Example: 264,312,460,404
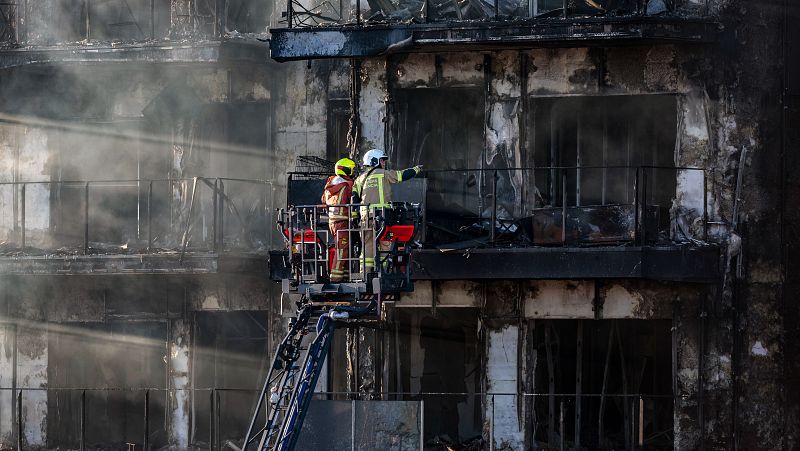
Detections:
353,149,421,273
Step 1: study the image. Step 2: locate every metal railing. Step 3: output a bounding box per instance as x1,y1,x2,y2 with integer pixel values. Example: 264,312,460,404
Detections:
0,387,683,450
415,165,708,247
283,0,709,29
308,391,681,450
4,0,237,46
0,177,275,257
0,386,256,450
280,202,420,285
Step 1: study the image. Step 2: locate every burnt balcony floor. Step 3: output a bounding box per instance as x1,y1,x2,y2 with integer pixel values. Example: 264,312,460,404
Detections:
412,244,720,282
0,250,268,275
270,16,717,61
0,38,268,70
268,243,720,283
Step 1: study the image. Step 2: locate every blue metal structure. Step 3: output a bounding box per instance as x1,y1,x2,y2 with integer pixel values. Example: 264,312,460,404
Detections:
243,202,420,451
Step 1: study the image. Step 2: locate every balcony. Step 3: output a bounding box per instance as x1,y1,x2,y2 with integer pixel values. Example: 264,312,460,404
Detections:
270,0,717,60
0,0,270,68
0,177,274,275
280,165,720,282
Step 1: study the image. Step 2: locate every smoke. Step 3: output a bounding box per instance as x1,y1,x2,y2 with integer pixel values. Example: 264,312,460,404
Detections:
0,47,287,252
0,2,301,448
0,315,271,448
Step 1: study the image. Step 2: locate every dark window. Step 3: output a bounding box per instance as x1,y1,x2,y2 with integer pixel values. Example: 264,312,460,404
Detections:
394,308,483,443
529,95,676,208
528,320,673,450
194,311,271,447
392,88,485,245
326,99,350,162
225,0,271,33
528,95,677,244
88,0,152,41
0,2,16,44
48,322,168,449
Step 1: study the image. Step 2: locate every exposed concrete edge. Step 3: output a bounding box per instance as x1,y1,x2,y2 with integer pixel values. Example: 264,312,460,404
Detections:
0,39,269,70
270,17,718,61
411,245,720,282
0,253,268,275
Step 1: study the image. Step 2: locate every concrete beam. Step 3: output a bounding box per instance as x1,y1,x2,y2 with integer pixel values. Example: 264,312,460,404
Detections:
0,40,268,70
0,254,268,275
270,18,718,61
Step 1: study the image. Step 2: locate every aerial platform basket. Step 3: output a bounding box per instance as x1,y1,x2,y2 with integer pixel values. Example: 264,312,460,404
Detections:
276,201,421,304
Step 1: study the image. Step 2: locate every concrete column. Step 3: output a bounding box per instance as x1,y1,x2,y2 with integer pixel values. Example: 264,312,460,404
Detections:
673,298,701,450
168,319,191,449
0,325,15,446
346,327,379,399
486,51,523,218
15,324,47,448
17,127,51,248
485,324,524,450
358,59,387,153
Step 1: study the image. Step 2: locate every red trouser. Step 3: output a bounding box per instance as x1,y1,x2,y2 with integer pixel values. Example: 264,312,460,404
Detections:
329,220,351,282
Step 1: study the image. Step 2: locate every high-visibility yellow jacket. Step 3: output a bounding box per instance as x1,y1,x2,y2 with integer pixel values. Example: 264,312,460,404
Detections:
353,166,420,208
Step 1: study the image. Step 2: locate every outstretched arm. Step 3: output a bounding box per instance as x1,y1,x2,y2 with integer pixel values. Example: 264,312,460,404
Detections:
397,165,422,182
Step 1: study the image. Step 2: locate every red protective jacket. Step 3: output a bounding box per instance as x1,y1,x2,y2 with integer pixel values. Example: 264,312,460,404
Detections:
321,175,354,221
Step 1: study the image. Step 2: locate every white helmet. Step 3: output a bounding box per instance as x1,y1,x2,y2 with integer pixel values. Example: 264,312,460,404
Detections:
363,148,387,167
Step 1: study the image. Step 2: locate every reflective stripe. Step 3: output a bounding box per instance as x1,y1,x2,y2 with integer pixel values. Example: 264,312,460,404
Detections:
375,174,385,205
396,170,404,182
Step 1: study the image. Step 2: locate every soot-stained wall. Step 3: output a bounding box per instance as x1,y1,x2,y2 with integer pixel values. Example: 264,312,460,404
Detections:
0,274,281,449
279,17,790,446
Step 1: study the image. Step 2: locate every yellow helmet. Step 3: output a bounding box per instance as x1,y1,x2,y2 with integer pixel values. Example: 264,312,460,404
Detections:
335,157,356,177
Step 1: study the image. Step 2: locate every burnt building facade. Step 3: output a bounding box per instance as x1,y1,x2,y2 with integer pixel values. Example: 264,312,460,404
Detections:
267,0,798,449
0,2,290,449
0,0,798,450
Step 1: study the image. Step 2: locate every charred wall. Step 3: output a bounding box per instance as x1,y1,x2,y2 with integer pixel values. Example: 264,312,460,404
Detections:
0,62,279,252
0,0,794,448
0,274,281,449
279,6,793,444
0,14,317,447
3,0,272,46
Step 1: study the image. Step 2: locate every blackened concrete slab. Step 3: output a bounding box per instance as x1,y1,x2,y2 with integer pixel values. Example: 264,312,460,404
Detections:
411,245,720,282
0,39,268,70
270,18,717,61
268,245,719,282
0,253,269,275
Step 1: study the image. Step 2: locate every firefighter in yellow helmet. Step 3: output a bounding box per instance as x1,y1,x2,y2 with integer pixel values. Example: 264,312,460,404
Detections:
322,157,358,282
353,149,421,273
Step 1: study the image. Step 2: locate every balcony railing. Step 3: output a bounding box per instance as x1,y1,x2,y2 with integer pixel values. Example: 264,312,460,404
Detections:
0,177,275,257
391,165,706,248
283,0,710,28
0,387,682,450
1,0,248,47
